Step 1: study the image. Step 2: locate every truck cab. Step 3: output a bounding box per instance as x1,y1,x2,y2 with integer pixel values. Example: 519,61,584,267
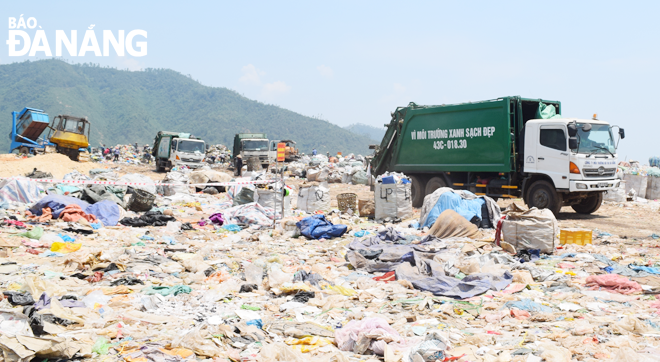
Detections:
153,131,206,172
523,117,623,214
170,138,206,168
239,138,270,168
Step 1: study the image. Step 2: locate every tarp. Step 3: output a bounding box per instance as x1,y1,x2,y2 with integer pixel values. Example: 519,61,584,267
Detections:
420,188,500,229
86,200,121,226
422,191,485,228
296,215,347,240
0,179,44,205
30,195,90,219
30,195,121,226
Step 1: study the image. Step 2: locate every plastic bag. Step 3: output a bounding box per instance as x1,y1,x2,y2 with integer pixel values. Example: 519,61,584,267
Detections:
82,290,112,309
260,342,305,362
245,263,264,285
50,242,82,253
171,327,223,357
19,226,44,240
268,264,292,289
539,342,571,362
92,337,111,355
284,336,333,353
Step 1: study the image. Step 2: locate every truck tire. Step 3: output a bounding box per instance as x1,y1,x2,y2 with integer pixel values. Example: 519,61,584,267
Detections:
525,180,563,215
425,176,448,196
409,175,427,208
571,192,603,214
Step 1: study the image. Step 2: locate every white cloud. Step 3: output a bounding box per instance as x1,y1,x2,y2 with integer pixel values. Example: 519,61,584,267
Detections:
240,64,265,85
262,81,291,97
114,55,143,71
317,65,333,79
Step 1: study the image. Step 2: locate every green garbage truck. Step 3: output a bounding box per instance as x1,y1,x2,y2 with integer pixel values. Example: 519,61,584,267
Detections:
370,96,625,214
233,133,270,169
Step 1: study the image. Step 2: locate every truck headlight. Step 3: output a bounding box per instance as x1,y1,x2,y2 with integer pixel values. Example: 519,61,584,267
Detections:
576,183,587,190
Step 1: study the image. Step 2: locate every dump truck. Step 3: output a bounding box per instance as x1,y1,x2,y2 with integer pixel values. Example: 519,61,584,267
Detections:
8,107,53,154
233,133,269,169
9,108,91,161
370,96,625,215
269,139,299,162
152,131,206,172
47,114,91,161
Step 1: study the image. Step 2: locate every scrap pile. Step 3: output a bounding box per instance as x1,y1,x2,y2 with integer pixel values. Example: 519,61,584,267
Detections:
0,163,657,362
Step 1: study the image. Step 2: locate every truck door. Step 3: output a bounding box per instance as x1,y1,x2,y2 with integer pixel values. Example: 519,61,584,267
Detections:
537,126,569,189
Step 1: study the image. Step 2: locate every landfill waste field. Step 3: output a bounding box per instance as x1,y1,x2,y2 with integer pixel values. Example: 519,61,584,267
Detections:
0,149,658,362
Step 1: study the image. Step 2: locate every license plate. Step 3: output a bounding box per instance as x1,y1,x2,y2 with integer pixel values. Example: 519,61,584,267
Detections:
598,182,608,188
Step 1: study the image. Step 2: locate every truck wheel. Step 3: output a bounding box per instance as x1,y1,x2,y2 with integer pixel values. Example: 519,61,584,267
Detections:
409,175,427,208
526,180,563,215
19,146,29,155
425,176,448,196
571,192,603,214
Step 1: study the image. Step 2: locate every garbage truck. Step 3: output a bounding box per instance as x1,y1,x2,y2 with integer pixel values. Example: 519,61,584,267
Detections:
233,133,270,169
152,131,206,172
370,96,625,214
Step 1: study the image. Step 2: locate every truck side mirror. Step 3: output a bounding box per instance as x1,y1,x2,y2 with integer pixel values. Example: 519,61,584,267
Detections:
581,123,592,132
567,123,578,137
569,137,578,150
619,128,625,139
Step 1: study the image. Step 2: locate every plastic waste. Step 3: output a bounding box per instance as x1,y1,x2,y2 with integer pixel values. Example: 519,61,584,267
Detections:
50,242,82,253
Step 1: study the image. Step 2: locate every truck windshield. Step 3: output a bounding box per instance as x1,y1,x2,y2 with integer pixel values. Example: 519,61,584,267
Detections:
177,140,205,153
243,140,268,151
577,123,615,155
63,119,83,133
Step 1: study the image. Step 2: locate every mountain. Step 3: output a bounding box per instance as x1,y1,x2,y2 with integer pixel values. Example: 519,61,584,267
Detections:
344,123,386,143
0,59,373,155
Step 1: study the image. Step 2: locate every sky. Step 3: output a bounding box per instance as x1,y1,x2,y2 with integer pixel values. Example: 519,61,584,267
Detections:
1,1,658,162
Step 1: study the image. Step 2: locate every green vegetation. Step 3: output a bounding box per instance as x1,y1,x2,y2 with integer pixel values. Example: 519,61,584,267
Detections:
344,123,386,142
0,59,373,154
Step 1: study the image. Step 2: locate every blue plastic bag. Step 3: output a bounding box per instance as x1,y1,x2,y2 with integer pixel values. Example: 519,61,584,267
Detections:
296,215,348,240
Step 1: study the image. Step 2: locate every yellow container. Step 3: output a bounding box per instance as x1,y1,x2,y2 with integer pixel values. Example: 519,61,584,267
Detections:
559,229,592,245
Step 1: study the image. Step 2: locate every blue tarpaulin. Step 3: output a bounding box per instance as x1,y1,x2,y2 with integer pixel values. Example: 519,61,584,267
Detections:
86,200,121,226
422,192,485,228
296,215,348,239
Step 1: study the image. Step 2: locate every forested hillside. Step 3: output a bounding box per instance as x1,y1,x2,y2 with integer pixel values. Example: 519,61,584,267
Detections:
0,60,372,154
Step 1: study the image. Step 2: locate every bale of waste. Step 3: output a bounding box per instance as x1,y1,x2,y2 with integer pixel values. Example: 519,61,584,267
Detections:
297,183,330,213
646,174,660,200
374,173,412,221
500,203,559,254
604,181,627,202
351,170,369,185
257,189,290,217
623,173,647,199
